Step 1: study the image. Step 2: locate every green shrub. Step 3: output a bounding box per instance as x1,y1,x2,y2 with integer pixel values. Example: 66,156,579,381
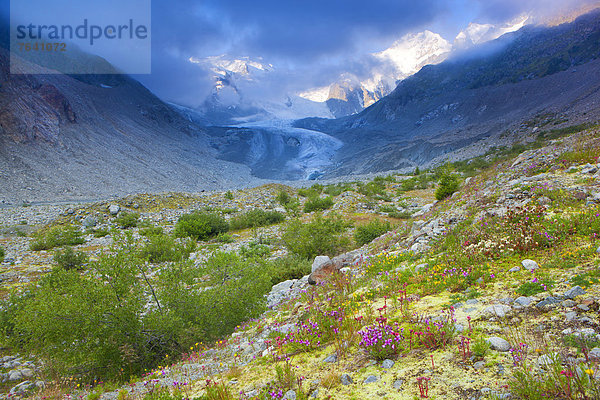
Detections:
515,277,554,296
139,234,194,263
30,225,85,251
471,336,490,359
263,254,311,285
303,196,334,213
356,180,387,197
398,175,429,192
229,209,285,230
283,214,352,259
216,233,234,243
276,191,291,205
298,184,323,198
92,227,110,238
115,212,140,228
53,246,88,270
139,226,164,237
173,212,228,240
240,242,271,259
0,247,4,263
354,219,392,246
224,190,234,200
435,173,460,200
323,183,352,197
3,235,270,382
388,211,413,219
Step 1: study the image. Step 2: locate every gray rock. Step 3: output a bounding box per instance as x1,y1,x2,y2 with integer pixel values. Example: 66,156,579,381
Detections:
589,347,600,359
566,311,578,322
108,204,120,215
310,389,319,398
392,379,404,390
364,375,378,384
486,337,511,352
82,215,97,228
482,304,511,318
563,286,586,299
596,245,600,254
536,296,561,308
381,359,394,369
521,259,539,271
562,299,577,307
341,374,353,385
323,353,337,363
508,266,521,272
20,368,33,379
311,256,331,273
8,370,22,381
414,263,429,273
283,390,296,400
514,297,531,307
474,361,486,370
465,299,479,305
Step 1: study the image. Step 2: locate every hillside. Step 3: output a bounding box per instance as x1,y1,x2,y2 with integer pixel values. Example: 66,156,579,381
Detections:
0,47,262,204
0,124,599,399
295,11,600,177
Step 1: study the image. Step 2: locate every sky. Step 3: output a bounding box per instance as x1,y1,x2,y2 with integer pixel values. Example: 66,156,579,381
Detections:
1,0,598,106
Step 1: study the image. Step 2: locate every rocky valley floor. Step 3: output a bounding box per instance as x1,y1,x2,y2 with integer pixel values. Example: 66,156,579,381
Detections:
1,128,600,400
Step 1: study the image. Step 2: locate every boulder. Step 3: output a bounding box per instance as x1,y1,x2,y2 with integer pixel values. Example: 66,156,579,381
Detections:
486,337,511,352
108,204,120,215
521,259,538,271
308,256,342,285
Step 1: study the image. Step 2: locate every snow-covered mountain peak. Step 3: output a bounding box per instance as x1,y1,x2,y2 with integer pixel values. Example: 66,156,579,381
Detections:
453,15,529,49
374,30,452,76
189,55,273,77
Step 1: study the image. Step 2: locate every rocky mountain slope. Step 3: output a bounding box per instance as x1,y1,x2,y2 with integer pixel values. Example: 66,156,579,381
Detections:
0,124,600,399
0,48,262,204
295,10,600,177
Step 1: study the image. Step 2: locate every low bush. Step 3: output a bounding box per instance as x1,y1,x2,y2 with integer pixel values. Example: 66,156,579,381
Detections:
354,219,392,246
224,190,234,200
2,235,270,382
0,247,4,263
389,211,413,219
53,246,88,270
323,183,352,196
229,209,285,230
139,226,164,237
298,184,323,198
139,234,194,263
356,180,387,197
92,227,110,238
30,225,85,251
283,214,352,259
398,175,429,192
303,196,334,213
239,242,271,259
173,212,228,240
115,212,140,228
276,191,291,205
263,254,311,285
515,277,554,296
435,173,460,200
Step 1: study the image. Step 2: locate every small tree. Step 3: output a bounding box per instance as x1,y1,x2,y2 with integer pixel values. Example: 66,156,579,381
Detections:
435,172,460,200
53,246,88,270
354,219,392,246
283,214,352,259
